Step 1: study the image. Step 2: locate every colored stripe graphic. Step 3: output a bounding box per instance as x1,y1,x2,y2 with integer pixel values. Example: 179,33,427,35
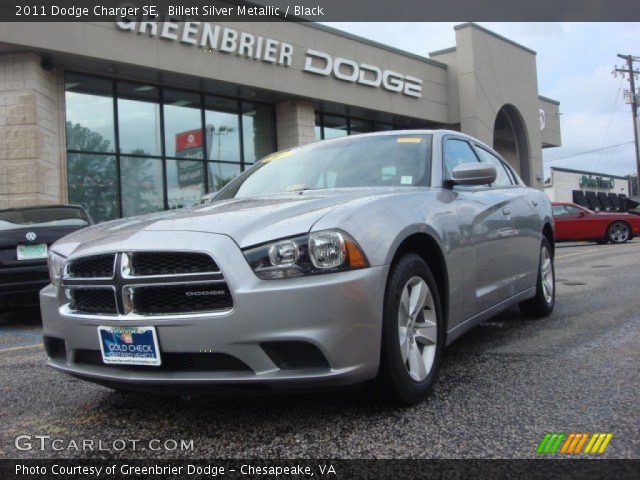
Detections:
537,433,566,454
584,433,613,454
539,432,613,455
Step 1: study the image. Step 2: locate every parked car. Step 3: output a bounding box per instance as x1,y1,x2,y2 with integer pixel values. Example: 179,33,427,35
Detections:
41,131,555,405
552,202,640,244
0,205,92,313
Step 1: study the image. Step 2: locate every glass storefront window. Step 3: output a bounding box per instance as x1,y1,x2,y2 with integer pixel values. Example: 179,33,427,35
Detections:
315,113,397,140
167,159,205,209
350,119,374,135
205,96,240,163
208,162,242,191
164,90,203,159
323,114,348,139
65,74,115,153
242,102,275,164
374,122,394,131
117,82,162,156
120,156,164,216
67,153,118,222
64,73,275,220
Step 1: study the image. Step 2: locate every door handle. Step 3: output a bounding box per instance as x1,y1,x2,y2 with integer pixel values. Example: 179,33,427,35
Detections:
502,208,511,216
532,200,539,206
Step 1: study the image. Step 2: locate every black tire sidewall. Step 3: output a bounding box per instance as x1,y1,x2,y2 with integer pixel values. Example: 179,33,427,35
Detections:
379,253,444,405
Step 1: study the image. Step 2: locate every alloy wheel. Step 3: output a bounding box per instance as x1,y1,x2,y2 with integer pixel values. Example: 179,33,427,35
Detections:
540,246,554,304
397,276,437,382
609,222,629,243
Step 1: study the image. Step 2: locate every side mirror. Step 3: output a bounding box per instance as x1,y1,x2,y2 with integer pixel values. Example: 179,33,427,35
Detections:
448,163,497,186
578,211,586,217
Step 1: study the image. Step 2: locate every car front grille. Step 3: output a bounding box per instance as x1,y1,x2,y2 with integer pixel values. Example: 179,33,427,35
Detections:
133,283,233,315
61,251,231,317
67,254,115,278
129,252,219,276
69,288,117,315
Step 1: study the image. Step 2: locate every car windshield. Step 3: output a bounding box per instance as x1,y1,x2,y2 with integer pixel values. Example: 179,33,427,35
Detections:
215,134,432,199
0,207,90,231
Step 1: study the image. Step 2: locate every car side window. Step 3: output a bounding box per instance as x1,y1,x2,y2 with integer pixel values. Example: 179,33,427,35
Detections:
443,139,479,179
565,206,580,215
474,146,513,187
553,205,580,216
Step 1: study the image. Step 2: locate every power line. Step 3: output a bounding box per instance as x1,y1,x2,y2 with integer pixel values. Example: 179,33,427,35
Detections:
544,141,634,162
594,77,623,173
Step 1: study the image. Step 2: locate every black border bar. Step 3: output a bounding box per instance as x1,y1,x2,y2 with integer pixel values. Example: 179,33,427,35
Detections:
2,0,640,22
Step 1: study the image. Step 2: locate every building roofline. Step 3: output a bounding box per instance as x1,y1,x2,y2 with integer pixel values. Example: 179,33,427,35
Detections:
429,46,457,57
306,23,448,68
551,166,630,180
539,95,560,105
454,22,537,55
223,1,450,68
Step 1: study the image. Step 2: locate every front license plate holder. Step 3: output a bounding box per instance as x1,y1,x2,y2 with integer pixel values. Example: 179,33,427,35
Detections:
17,243,48,261
98,326,161,366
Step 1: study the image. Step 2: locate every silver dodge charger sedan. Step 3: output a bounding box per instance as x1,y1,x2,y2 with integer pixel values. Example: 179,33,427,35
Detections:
41,130,555,405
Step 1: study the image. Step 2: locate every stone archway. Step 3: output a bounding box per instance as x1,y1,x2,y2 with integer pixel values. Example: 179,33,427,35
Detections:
493,105,531,185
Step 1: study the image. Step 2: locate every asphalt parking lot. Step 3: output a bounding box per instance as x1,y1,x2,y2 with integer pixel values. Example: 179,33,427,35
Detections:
1,240,639,459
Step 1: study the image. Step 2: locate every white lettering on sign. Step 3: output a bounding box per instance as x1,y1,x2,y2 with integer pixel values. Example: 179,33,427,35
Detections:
115,21,423,98
304,49,423,97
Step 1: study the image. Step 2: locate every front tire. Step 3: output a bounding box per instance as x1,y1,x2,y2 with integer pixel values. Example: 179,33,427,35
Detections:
519,238,555,318
607,221,630,244
377,254,444,406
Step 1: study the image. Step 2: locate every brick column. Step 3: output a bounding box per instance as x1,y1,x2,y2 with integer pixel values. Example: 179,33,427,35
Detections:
0,53,66,209
275,99,315,150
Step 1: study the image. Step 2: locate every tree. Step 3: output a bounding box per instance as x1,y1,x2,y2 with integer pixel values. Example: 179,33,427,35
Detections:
66,122,159,222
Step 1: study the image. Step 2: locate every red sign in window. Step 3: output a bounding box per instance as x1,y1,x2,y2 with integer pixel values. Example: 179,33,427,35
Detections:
175,129,203,154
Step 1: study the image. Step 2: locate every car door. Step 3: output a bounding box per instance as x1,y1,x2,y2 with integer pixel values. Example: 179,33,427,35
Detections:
442,137,516,315
553,204,591,240
472,144,540,295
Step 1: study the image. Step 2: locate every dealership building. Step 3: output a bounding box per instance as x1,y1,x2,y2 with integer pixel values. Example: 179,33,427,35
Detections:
544,166,632,210
0,21,561,221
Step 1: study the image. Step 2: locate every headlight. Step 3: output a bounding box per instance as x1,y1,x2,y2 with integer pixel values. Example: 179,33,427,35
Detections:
47,251,66,286
244,230,369,280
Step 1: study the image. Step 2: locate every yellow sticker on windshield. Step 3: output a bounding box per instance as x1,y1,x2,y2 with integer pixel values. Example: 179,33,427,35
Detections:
286,184,306,191
397,137,422,143
262,150,294,163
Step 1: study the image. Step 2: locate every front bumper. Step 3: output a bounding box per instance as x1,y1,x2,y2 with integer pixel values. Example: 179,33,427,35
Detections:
1,264,49,308
40,231,387,390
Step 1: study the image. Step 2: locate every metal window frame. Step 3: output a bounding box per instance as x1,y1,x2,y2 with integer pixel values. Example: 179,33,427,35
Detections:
63,71,276,219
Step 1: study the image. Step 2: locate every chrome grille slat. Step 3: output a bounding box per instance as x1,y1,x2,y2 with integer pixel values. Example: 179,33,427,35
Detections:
60,251,232,317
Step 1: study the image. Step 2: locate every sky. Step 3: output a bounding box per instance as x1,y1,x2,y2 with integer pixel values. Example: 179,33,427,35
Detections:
323,22,640,180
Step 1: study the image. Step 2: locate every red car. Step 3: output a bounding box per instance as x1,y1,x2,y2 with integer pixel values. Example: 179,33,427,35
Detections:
552,202,640,244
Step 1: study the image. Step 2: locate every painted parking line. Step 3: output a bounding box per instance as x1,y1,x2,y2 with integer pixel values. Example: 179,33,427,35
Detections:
0,328,43,339
556,247,606,259
0,343,42,353
556,242,640,260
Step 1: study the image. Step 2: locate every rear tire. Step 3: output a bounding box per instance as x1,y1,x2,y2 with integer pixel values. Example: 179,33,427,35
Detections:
607,221,630,244
519,237,555,318
376,253,445,406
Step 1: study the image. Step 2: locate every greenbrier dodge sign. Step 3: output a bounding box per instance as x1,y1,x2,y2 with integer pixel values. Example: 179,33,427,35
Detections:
115,20,424,98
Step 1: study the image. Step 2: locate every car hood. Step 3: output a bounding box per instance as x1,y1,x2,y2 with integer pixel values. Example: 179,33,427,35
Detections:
54,188,419,254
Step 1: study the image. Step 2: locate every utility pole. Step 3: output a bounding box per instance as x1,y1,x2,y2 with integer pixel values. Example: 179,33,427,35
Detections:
614,54,640,196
